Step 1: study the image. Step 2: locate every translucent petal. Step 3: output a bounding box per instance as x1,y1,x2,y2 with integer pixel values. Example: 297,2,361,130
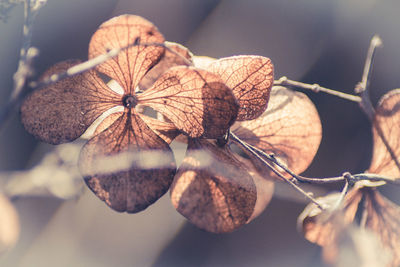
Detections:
233,86,322,174
138,66,239,138
170,139,256,233
208,56,274,120
89,15,165,94
139,42,193,90
364,189,400,267
369,89,400,180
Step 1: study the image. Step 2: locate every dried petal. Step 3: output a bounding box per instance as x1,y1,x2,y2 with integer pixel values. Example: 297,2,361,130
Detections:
363,188,400,267
0,194,19,254
170,139,257,233
139,42,193,90
89,15,165,94
79,110,176,213
21,60,120,144
235,156,274,222
208,56,274,120
138,66,239,138
192,55,216,69
299,188,363,248
233,86,322,174
299,184,400,267
369,89,400,180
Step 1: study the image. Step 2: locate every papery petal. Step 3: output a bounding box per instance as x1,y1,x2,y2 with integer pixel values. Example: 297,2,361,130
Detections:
368,89,400,180
21,60,121,144
232,86,322,174
192,55,216,69
139,42,193,90
208,56,274,120
298,188,363,248
79,110,176,213
234,155,274,223
138,66,239,138
170,139,256,233
299,184,400,267
363,188,400,267
89,15,165,94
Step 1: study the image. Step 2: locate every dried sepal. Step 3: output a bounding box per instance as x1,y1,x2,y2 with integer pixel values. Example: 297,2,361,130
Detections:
0,194,19,254
79,110,176,213
138,66,239,138
298,188,362,248
89,14,165,94
232,86,322,175
170,139,257,233
208,56,274,120
368,89,400,180
299,183,400,267
139,42,193,90
21,60,120,144
363,188,400,267
192,55,216,69
235,156,274,223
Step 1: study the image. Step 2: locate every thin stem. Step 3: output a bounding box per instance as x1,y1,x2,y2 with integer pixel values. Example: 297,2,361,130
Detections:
331,177,350,211
230,131,400,187
12,0,46,100
230,132,325,209
29,41,192,90
274,76,362,103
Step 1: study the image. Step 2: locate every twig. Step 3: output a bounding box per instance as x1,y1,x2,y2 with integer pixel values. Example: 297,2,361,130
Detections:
355,34,382,121
11,0,47,100
0,0,45,131
274,76,362,103
29,40,193,90
230,132,325,209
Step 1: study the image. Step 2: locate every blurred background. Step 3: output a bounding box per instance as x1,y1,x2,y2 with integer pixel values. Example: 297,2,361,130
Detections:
0,0,400,266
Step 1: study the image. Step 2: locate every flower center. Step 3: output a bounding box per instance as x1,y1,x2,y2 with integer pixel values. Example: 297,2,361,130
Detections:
122,94,138,108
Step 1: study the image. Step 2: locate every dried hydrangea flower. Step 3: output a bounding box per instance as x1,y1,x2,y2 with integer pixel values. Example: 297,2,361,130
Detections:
21,15,238,213
172,54,322,233
298,89,400,266
299,182,400,267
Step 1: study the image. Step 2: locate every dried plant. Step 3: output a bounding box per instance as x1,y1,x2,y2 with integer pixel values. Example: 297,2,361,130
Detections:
1,3,399,267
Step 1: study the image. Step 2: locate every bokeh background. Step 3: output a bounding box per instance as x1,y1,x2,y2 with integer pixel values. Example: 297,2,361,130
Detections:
1,0,400,266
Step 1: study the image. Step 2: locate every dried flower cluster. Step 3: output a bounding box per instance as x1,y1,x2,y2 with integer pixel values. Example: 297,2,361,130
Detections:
20,14,322,233
299,89,400,267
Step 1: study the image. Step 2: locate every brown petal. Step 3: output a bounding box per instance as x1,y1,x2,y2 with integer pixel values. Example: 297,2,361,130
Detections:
79,110,176,213
139,42,193,90
208,56,274,120
298,188,363,248
233,86,322,174
363,188,400,267
89,15,165,94
368,89,400,180
170,139,257,233
21,60,120,144
138,66,239,138
234,155,274,222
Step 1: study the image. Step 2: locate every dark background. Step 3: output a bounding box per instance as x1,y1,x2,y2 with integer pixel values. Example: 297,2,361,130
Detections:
0,0,399,266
